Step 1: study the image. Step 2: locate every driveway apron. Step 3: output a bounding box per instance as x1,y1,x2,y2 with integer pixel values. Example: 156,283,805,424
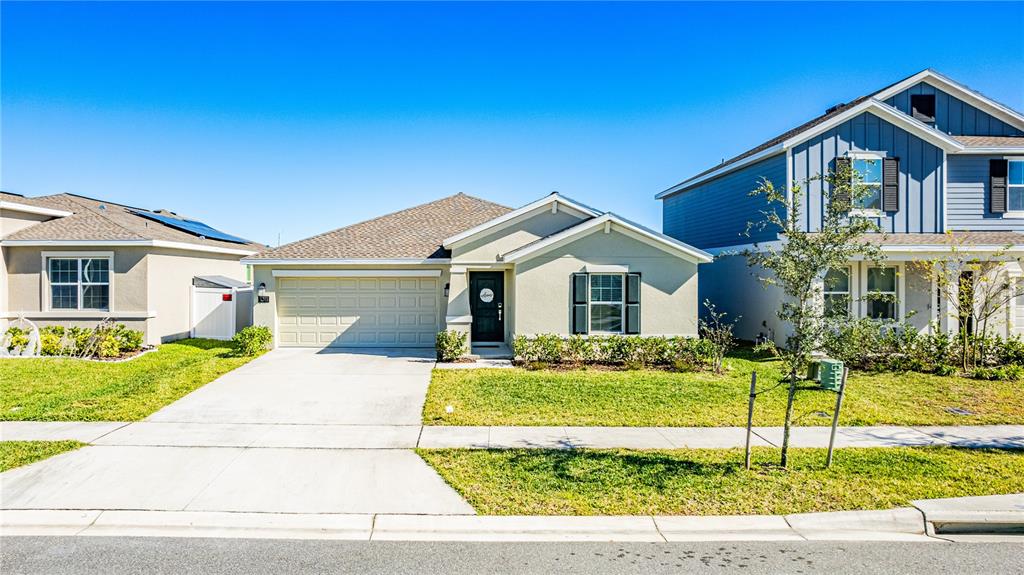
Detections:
1,348,474,515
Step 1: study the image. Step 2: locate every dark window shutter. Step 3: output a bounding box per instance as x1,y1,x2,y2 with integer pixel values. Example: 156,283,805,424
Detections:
911,94,936,124
991,159,1009,214
834,157,852,207
882,157,900,212
572,273,588,334
625,273,641,335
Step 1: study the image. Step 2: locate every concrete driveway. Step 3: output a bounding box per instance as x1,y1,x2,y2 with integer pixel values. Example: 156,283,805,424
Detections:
1,347,474,516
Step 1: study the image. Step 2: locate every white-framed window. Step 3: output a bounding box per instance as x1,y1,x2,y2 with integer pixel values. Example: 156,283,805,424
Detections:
1009,159,1024,212
850,153,883,214
866,266,898,320
47,256,111,311
823,267,851,318
589,273,624,333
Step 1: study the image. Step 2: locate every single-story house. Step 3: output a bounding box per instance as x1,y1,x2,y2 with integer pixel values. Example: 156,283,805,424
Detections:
1,192,261,345
243,192,712,354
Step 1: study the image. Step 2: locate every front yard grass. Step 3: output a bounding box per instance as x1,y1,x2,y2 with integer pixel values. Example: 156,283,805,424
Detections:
0,441,84,472
424,350,1024,426
420,446,1024,516
0,339,259,421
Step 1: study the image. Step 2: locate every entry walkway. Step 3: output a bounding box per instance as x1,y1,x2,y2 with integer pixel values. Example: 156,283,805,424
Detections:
4,422,1022,449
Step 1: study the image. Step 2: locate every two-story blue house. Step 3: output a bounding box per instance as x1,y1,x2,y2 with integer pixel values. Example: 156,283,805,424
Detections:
659,70,1024,342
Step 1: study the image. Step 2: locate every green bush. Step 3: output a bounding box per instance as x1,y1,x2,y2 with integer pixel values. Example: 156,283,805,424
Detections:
112,324,144,352
233,326,273,357
5,327,31,352
511,334,710,369
435,330,468,362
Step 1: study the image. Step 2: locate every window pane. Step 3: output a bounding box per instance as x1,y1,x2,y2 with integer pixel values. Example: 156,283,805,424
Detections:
867,267,896,292
82,285,109,310
824,294,850,318
855,185,882,210
824,268,849,292
1010,161,1024,186
51,285,78,309
49,258,78,284
866,298,896,320
853,158,882,184
590,303,623,333
82,259,109,284
1010,189,1024,212
590,274,623,303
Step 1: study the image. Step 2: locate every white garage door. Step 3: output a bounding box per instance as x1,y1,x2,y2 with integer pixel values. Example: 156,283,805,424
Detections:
276,276,440,347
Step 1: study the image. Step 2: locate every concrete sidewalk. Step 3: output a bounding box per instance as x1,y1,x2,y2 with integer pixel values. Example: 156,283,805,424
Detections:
4,422,1022,449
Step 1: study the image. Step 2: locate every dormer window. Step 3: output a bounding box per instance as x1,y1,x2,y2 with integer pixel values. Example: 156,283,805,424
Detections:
911,94,936,124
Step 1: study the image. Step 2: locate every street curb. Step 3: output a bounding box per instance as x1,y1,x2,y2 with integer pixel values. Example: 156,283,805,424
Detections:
912,493,1024,535
1,508,945,542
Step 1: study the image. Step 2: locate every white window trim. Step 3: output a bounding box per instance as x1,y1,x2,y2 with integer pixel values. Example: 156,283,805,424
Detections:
847,151,885,216
823,266,852,318
859,262,905,322
1005,157,1024,218
588,273,625,335
41,251,114,312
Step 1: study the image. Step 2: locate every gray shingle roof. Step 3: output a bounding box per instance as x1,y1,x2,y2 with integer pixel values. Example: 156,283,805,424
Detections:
952,135,1024,148
852,232,1024,247
2,193,261,250
247,193,513,261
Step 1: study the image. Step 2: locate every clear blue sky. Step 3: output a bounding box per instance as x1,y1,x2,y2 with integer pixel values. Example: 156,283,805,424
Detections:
3,2,1022,246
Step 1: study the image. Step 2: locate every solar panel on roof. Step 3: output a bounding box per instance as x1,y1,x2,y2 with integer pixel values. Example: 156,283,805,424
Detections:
128,209,251,244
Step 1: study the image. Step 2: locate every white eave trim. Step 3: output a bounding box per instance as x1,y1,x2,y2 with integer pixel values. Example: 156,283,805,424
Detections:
2,310,157,320
244,258,451,265
655,145,784,200
953,147,1024,155
271,269,442,278
0,200,73,218
501,213,713,264
872,70,1024,132
0,239,256,256
441,193,602,248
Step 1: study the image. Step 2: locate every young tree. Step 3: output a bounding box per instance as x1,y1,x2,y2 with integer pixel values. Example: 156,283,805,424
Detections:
744,162,885,467
699,299,738,374
910,237,1024,371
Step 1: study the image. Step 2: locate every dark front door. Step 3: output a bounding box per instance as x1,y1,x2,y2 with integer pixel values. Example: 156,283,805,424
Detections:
470,272,504,342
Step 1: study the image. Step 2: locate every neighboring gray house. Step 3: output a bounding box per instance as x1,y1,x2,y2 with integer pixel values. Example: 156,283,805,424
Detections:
1,192,260,345
658,69,1024,342
244,192,711,354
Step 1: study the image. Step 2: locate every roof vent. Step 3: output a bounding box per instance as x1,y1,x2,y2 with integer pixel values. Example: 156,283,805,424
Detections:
824,102,846,114
98,204,106,210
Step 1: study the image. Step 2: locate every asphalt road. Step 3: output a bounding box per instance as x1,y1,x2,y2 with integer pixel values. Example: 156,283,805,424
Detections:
2,537,1023,575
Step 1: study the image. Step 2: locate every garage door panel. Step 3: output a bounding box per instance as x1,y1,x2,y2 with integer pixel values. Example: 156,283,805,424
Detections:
277,276,439,348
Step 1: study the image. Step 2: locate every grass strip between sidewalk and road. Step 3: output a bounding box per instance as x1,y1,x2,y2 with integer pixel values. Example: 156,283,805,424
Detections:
0,440,85,472
424,349,1024,427
1,339,259,422
419,446,1024,516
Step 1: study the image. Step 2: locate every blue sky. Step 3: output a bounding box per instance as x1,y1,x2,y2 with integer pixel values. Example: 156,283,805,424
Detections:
3,2,1022,246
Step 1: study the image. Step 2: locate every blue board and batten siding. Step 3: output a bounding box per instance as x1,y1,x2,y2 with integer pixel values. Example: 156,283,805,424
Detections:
791,111,944,234
661,154,786,249
885,82,1024,137
948,155,1024,231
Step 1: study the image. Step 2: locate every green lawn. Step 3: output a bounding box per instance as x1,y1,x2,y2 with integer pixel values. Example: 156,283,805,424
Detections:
424,350,1024,426
0,339,259,421
0,441,84,472
420,447,1024,516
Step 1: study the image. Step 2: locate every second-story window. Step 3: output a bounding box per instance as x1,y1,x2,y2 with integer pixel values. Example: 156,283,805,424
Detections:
851,155,883,212
1010,160,1024,211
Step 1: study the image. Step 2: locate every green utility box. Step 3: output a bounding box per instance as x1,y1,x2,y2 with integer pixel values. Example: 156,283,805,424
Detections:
819,359,845,391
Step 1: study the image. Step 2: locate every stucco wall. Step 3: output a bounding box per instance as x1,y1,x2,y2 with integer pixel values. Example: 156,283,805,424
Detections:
451,208,587,263
146,248,248,344
512,228,700,337
1,211,55,332
250,263,451,348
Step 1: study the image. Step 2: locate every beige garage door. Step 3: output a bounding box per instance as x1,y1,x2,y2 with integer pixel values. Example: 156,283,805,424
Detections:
276,276,440,347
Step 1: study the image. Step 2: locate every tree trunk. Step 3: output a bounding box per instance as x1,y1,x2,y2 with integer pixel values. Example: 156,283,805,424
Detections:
780,368,798,468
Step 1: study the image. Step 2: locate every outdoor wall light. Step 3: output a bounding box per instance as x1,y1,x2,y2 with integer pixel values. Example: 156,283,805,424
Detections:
444,282,450,297
257,282,270,303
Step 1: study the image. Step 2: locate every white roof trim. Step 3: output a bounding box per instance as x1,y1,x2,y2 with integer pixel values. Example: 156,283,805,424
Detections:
1,239,257,256
271,269,442,277
442,193,601,248
655,145,785,200
244,258,450,265
501,213,713,264
0,200,73,218
954,147,1024,155
872,69,1024,131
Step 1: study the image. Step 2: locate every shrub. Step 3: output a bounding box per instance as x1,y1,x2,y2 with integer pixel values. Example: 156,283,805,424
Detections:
563,335,595,365
533,333,565,363
435,330,468,362
511,334,713,369
96,332,121,358
112,324,144,352
233,325,273,356
5,326,31,352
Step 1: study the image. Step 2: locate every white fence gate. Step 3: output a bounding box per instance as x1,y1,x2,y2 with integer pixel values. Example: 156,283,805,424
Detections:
191,287,237,340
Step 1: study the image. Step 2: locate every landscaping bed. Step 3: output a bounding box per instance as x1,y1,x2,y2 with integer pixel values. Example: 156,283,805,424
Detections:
0,441,84,472
0,338,260,421
424,350,1024,427
419,446,1024,516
